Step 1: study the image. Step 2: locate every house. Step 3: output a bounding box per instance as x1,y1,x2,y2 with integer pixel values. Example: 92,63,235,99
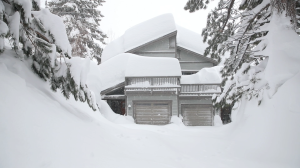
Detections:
99,14,222,126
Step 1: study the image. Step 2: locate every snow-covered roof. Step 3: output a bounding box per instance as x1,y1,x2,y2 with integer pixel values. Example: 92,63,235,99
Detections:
99,53,181,91
102,14,207,62
125,55,181,77
176,25,207,55
180,66,223,84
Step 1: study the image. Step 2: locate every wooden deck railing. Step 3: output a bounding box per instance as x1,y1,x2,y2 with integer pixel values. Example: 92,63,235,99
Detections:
126,77,180,87
180,84,221,94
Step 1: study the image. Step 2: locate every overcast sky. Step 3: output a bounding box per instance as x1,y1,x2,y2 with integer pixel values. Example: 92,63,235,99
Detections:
41,0,218,42
99,0,218,40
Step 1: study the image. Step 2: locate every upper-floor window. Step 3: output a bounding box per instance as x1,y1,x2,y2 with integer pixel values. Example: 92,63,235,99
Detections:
169,36,176,48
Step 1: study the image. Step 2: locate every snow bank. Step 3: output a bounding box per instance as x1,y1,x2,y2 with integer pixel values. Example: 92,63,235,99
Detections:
32,9,72,56
262,14,300,98
226,72,300,167
102,14,208,63
99,53,181,91
176,25,207,55
214,115,222,126
181,66,222,84
1,48,299,168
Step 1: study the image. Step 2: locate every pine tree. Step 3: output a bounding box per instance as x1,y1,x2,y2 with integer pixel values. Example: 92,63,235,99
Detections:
185,0,300,108
0,0,98,111
48,0,107,64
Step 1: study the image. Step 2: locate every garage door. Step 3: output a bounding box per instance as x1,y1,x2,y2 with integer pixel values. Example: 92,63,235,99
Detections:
133,101,171,125
182,105,213,126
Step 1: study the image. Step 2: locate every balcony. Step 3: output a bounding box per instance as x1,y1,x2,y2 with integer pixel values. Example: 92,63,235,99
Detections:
180,84,221,97
125,77,181,94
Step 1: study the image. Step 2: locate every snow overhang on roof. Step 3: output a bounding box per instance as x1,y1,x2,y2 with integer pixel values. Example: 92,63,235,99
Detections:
180,66,223,84
125,55,181,77
102,13,211,63
99,53,181,91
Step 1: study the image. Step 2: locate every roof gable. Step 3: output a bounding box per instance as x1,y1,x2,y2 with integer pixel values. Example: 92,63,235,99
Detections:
102,13,217,64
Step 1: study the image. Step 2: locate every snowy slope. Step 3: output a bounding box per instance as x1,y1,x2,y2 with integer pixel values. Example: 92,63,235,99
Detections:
1,45,300,168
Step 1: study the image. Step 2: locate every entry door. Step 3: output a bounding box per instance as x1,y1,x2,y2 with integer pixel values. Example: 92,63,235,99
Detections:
133,101,171,125
182,105,213,126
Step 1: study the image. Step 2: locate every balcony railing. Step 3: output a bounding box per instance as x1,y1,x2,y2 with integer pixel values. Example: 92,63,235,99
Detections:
126,77,179,87
125,77,180,93
180,84,221,96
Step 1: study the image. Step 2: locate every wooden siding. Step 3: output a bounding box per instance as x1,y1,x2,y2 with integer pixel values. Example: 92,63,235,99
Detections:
134,52,175,58
180,62,213,71
127,31,177,53
177,47,217,65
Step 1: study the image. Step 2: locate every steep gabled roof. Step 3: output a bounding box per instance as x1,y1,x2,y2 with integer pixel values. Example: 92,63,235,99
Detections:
102,14,215,63
102,14,176,62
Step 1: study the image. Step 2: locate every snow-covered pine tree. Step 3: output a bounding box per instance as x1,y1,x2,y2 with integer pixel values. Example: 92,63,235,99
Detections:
0,0,98,111
184,0,300,109
48,0,107,64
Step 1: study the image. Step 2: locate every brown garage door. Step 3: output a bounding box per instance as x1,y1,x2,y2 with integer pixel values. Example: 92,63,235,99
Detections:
133,101,171,125
182,105,213,126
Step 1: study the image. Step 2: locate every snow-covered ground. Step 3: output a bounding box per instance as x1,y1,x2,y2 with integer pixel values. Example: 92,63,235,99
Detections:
0,46,299,168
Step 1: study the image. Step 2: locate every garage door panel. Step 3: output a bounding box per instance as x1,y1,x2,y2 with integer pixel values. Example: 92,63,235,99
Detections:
152,121,169,125
134,101,171,125
182,104,213,126
182,113,212,117
184,116,212,120
184,121,212,126
135,116,170,120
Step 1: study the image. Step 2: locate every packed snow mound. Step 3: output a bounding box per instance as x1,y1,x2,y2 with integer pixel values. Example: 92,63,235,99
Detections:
99,53,181,91
181,66,222,84
261,14,300,97
102,14,208,63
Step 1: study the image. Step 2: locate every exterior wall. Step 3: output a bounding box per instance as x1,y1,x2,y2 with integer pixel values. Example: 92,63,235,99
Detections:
135,52,175,58
178,97,212,116
178,49,207,61
126,94,178,117
178,49,214,72
134,35,175,52
131,35,177,58
180,62,213,71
